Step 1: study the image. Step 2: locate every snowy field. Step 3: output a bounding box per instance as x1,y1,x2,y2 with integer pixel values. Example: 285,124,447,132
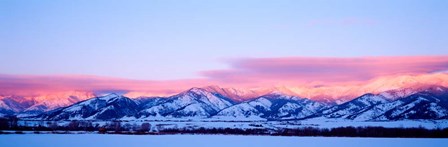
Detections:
18,118,448,131
0,134,447,147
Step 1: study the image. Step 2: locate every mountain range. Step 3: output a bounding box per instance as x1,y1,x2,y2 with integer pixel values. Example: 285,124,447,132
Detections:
1,85,448,121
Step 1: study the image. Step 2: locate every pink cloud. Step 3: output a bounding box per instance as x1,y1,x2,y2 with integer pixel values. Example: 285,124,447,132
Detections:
0,56,447,101
201,56,448,86
0,74,211,97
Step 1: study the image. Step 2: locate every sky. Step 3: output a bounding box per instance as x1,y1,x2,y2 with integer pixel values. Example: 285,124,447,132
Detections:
1,0,448,98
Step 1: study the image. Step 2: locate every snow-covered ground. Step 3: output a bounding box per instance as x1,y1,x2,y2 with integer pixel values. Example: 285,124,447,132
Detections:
298,117,448,129
0,134,447,147
17,118,448,131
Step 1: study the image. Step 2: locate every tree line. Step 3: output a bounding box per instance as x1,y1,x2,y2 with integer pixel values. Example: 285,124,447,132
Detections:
1,117,448,137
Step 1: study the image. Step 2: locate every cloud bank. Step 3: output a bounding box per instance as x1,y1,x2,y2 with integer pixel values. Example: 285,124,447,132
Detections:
202,56,448,86
1,56,448,99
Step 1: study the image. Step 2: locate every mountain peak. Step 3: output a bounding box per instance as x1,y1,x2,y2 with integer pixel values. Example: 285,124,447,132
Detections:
184,87,210,95
355,93,388,104
422,85,448,93
96,93,123,102
266,91,286,96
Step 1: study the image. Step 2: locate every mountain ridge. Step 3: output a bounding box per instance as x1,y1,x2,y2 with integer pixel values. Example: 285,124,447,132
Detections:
1,85,448,122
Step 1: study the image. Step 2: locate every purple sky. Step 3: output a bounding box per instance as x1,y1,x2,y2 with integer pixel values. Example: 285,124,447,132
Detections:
1,0,447,80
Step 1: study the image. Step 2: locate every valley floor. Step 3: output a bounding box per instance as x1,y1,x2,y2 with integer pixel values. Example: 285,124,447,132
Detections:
0,134,447,147
18,118,448,130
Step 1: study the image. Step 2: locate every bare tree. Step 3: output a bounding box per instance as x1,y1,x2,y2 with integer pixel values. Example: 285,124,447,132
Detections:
141,123,151,132
48,121,58,131
113,121,122,133
68,120,79,131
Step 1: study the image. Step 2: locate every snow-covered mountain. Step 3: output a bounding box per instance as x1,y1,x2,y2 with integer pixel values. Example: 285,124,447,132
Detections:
137,88,235,119
213,93,327,120
0,96,34,117
5,85,448,122
2,73,447,117
28,89,327,121
36,94,138,120
318,86,448,121
202,86,268,102
0,96,50,117
0,91,94,117
320,93,389,120
375,90,448,120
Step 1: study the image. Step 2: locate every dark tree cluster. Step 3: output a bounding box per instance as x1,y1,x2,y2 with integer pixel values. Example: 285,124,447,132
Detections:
159,127,269,135
273,126,448,138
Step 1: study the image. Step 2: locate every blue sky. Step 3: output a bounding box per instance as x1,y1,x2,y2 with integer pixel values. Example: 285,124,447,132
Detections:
1,0,447,80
